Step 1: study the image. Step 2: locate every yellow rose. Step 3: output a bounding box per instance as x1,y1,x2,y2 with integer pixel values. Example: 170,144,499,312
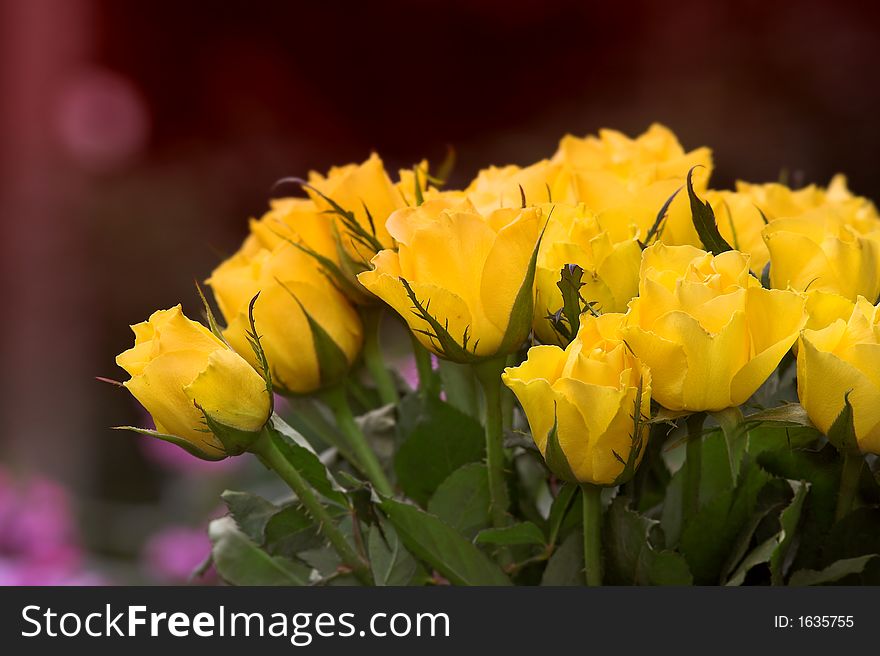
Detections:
554,123,713,246
307,152,405,260
357,199,541,362
208,241,362,394
116,305,271,458
534,202,641,344
621,244,806,412
798,297,880,454
502,313,651,485
763,211,880,302
464,160,573,214
708,176,880,275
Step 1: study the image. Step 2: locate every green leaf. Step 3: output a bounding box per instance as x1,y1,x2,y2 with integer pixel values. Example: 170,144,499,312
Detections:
394,397,485,505
556,264,586,340
379,498,511,586
264,504,323,557
275,280,350,388
221,490,280,543
546,483,578,545
368,520,420,586
436,360,480,420
268,423,348,507
679,462,773,584
199,409,262,456
195,281,228,343
742,403,813,429
476,522,546,547
244,293,273,398
112,426,226,461
643,185,682,245
208,517,309,586
544,411,578,483
770,480,810,585
400,278,483,363
648,551,693,585
602,496,691,585
604,496,658,585
427,463,491,540
827,391,859,453
687,166,732,255
789,555,878,586
712,407,747,482
540,531,583,586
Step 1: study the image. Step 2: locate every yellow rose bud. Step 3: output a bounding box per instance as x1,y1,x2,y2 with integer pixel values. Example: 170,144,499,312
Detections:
307,152,405,257
554,123,713,246
115,305,271,458
502,313,651,485
464,160,573,214
621,244,806,412
357,199,541,362
798,297,880,454
534,202,641,344
208,242,362,394
763,212,880,302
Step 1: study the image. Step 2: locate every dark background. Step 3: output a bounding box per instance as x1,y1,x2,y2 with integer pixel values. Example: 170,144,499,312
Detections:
1,0,879,577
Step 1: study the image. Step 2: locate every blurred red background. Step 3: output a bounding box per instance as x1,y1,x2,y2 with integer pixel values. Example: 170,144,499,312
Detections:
1,0,879,579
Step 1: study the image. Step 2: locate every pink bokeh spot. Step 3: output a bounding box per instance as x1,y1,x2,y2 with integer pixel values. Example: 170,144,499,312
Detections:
143,525,215,584
0,468,104,585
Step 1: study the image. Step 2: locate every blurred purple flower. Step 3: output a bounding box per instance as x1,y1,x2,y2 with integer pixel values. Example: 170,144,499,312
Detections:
0,468,103,585
143,526,215,584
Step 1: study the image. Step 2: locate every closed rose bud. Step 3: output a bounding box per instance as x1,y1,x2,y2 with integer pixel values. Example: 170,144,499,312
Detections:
534,202,641,344
763,211,880,302
502,313,651,486
554,123,713,246
621,244,806,412
358,198,541,362
116,305,271,458
798,297,880,454
208,242,362,394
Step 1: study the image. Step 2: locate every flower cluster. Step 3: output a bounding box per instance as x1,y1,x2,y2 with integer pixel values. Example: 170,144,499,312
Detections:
111,124,880,587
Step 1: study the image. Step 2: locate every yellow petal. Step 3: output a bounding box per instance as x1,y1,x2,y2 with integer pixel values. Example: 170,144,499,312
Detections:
651,310,750,411
730,288,805,405
798,334,880,451
124,350,224,456
184,348,270,432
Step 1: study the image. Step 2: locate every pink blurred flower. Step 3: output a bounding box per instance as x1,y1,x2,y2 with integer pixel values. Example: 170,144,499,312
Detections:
0,468,103,585
143,526,215,584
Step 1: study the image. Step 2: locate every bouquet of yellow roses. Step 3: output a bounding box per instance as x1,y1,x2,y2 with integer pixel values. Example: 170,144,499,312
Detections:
111,124,880,586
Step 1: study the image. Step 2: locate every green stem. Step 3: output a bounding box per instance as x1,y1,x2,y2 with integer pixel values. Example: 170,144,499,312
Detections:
251,430,372,584
321,386,394,497
581,484,603,586
410,333,440,398
683,412,706,521
362,308,399,406
473,357,512,566
835,450,863,522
